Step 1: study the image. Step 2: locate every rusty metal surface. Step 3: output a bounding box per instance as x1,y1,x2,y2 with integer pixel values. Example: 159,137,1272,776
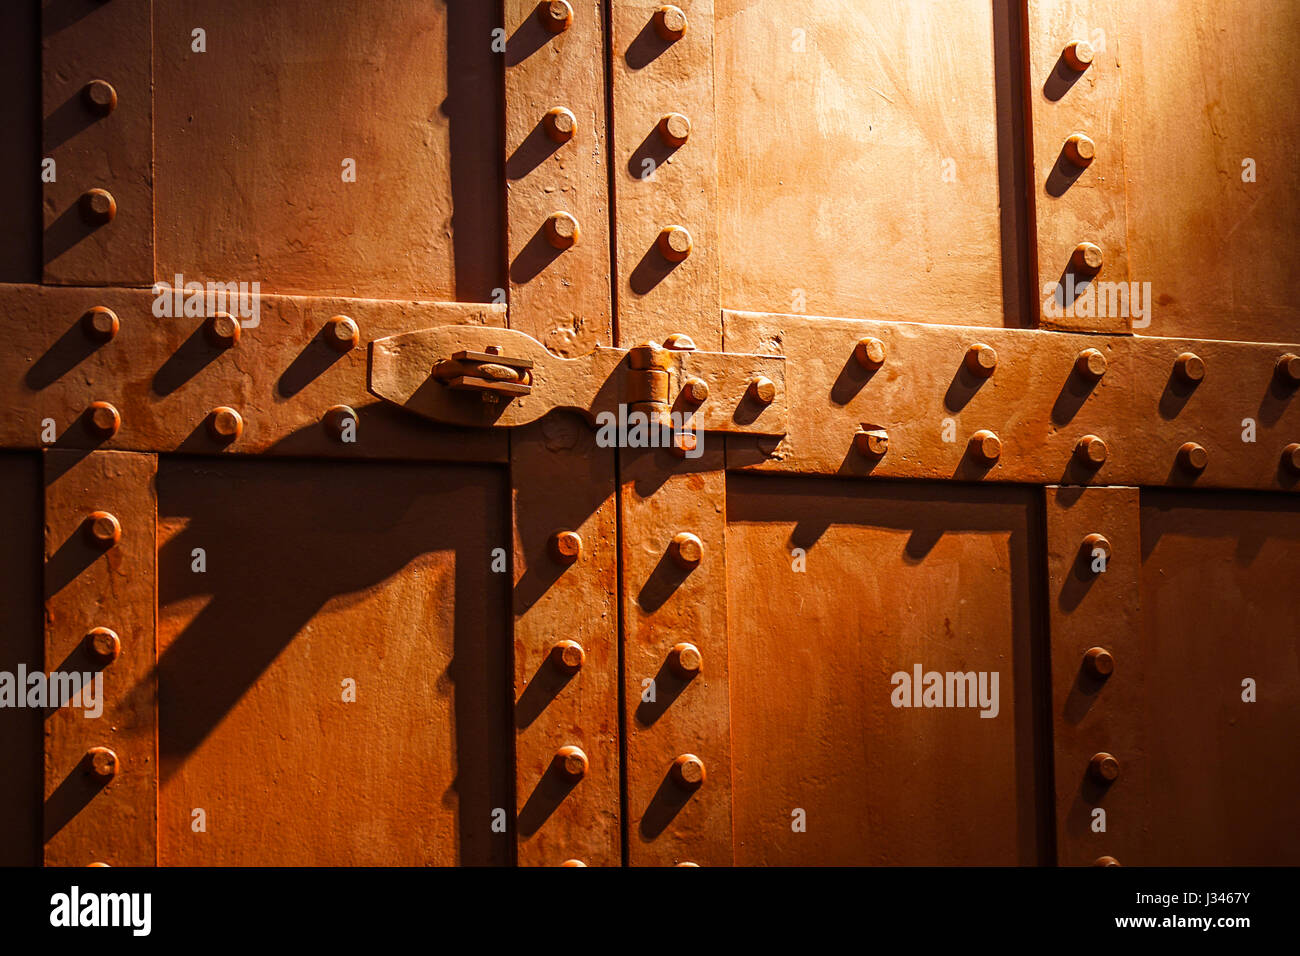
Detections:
715,0,1009,326
1024,1,1129,331
609,0,720,347
504,0,612,354
511,417,620,866
621,443,732,866
156,457,511,865
42,0,153,286
1044,485,1145,866
724,309,1300,492
44,449,157,867
728,474,1049,864
0,453,42,865
1,284,508,461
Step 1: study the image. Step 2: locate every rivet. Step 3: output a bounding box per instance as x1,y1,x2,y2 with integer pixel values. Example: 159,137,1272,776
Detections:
86,862,111,868
1070,241,1103,274
88,401,121,438
83,79,117,115
560,859,587,867
543,106,577,143
1174,351,1205,384
969,429,1001,465
556,745,588,782
1283,443,1300,474
683,377,709,405
653,4,688,41
1089,752,1120,783
747,376,777,405
79,188,117,225
86,511,121,548
1275,353,1300,387
675,862,700,867
1093,856,1122,867
82,306,119,342
323,404,357,439
657,224,692,262
1063,39,1094,71
853,336,887,370
964,343,997,377
1083,646,1114,679
854,427,888,459
326,315,360,351
538,0,573,33
670,531,704,569
1062,133,1095,168
1074,347,1107,381
549,640,586,675
662,333,696,351
550,530,583,564
669,642,703,678
87,746,119,780
1177,441,1208,474
208,406,243,443
657,112,691,147
1082,532,1111,565
206,311,241,348
1075,434,1108,467
544,211,580,249
85,627,121,664
668,431,699,459
670,753,705,789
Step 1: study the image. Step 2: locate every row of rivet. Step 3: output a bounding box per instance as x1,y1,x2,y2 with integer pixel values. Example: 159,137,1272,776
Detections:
1057,40,1105,284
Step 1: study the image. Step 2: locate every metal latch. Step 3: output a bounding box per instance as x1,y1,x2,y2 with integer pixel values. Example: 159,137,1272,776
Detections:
368,326,787,435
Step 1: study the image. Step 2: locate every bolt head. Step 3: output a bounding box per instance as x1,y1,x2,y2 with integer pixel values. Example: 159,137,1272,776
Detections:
85,627,121,664
670,531,704,569
683,377,709,405
87,746,119,779
854,427,889,459
79,188,117,225
1178,441,1208,473
969,430,1001,465
657,225,692,262
1174,351,1205,384
1063,133,1095,167
83,79,118,115
1284,443,1300,474
560,859,587,867
1276,354,1300,386
653,4,688,41
1083,532,1112,564
658,112,691,147
669,642,703,678
747,376,777,406
550,530,583,564
1070,242,1103,274
1063,39,1094,71
86,511,121,548
1075,434,1108,466
544,211,580,249
326,315,360,351
549,640,586,675
1083,646,1114,678
208,406,244,443
854,337,887,370
88,401,121,438
206,311,241,347
1075,348,1107,381
1093,856,1122,867
662,333,696,351
1089,752,1120,783
323,405,357,439
538,0,573,33
671,753,705,789
543,106,577,143
82,306,120,342
964,343,997,377
668,430,699,459
556,745,588,782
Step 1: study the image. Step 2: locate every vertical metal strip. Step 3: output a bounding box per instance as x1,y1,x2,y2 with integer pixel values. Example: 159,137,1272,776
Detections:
42,0,153,286
1024,0,1129,331
1043,485,1148,866
503,0,613,354
44,449,157,867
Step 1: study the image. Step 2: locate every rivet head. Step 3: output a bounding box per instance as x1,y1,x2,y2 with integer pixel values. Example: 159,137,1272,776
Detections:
1275,353,1300,386
88,401,121,438
964,343,997,377
556,745,588,782
668,431,699,459
671,753,705,789
657,224,692,262
1283,443,1300,474
85,627,121,664
1075,347,1107,381
550,530,583,564
208,406,244,443
854,427,889,459
87,746,119,780
1178,441,1208,473
1083,646,1115,679
1063,133,1095,168
82,306,119,342
1070,241,1103,274
538,0,573,33
747,376,777,405
670,531,704,569
683,377,709,405
1063,39,1095,71
1089,752,1120,783
653,4,688,41
543,106,577,143
1075,434,1108,467
323,405,357,439
969,429,1002,465
854,336,887,370
669,642,703,679
1174,351,1205,384
1082,532,1111,564
206,311,241,348
83,79,118,115
326,315,360,351
560,859,587,867
658,112,691,147
1093,856,1122,867
549,640,586,675
544,211,580,249
79,188,117,225
86,511,121,548
662,333,696,351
